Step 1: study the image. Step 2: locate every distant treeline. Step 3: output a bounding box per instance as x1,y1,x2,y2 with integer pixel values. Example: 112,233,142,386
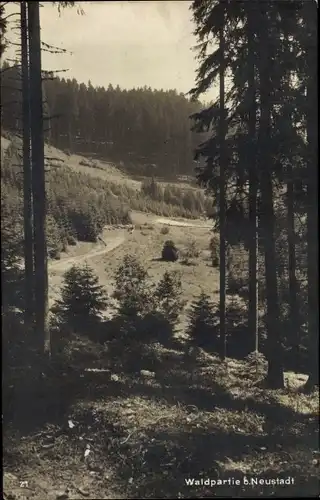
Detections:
1,61,207,178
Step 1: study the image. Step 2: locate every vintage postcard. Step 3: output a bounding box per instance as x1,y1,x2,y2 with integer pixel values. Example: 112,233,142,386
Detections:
1,1,319,498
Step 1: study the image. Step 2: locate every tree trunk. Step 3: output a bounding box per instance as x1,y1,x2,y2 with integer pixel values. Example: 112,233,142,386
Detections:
304,0,319,390
247,1,259,354
28,2,50,358
286,162,301,371
219,4,227,360
21,0,34,334
257,5,284,389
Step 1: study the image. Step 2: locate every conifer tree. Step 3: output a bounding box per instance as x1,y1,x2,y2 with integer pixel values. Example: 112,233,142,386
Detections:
187,292,218,352
247,0,259,354
20,0,35,334
113,255,155,318
190,0,307,387
154,270,184,328
256,4,284,388
28,1,50,356
52,264,108,331
218,1,227,360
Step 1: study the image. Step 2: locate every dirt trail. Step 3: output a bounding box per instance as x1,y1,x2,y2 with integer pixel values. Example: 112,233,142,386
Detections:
154,216,212,229
49,235,126,273
49,213,211,275
130,211,212,229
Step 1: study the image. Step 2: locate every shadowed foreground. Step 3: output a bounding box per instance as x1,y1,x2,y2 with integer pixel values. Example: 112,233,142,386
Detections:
3,344,319,499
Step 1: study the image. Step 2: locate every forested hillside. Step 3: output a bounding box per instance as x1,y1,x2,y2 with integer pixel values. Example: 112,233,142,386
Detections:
1,61,206,178
1,134,212,258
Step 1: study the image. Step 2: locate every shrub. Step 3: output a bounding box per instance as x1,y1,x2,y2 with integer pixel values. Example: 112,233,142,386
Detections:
107,337,162,374
185,238,200,258
47,215,64,259
180,240,200,266
61,240,68,253
182,238,200,265
162,240,179,262
246,351,268,377
49,248,61,260
209,234,220,267
79,159,91,167
187,292,219,352
141,177,163,201
66,235,77,246
51,333,109,370
160,225,170,235
51,264,108,338
140,311,173,346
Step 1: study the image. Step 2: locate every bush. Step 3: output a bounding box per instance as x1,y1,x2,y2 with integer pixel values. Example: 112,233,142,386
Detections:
209,234,219,267
246,351,268,377
48,248,61,260
107,338,162,374
185,239,200,258
79,159,91,167
161,225,170,235
162,240,179,262
141,312,173,346
51,264,108,338
182,238,200,264
67,235,77,246
52,333,109,370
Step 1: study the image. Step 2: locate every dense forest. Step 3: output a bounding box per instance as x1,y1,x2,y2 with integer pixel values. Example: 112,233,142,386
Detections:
1,60,206,178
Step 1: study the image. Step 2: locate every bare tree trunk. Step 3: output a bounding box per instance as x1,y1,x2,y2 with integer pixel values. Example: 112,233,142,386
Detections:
219,4,227,360
304,1,318,390
247,1,259,354
21,0,34,334
28,1,50,358
286,162,301,370
257,5,284,389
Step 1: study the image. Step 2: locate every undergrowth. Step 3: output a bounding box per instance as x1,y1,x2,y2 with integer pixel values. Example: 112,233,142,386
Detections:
3,343,319,499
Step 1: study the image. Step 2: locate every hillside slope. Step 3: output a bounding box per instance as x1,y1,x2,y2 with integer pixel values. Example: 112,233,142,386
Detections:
1,132,211,257
2,132,201,192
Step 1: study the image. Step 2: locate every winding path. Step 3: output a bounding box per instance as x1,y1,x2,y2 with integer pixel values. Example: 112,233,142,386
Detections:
49,235,126,273
48,213,210,274
154,217,212,229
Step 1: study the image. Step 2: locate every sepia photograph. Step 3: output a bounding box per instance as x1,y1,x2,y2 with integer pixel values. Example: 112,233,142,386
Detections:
1,0,319,498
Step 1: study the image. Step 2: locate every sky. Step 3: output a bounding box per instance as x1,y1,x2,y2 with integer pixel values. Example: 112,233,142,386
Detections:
3,1,217,100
